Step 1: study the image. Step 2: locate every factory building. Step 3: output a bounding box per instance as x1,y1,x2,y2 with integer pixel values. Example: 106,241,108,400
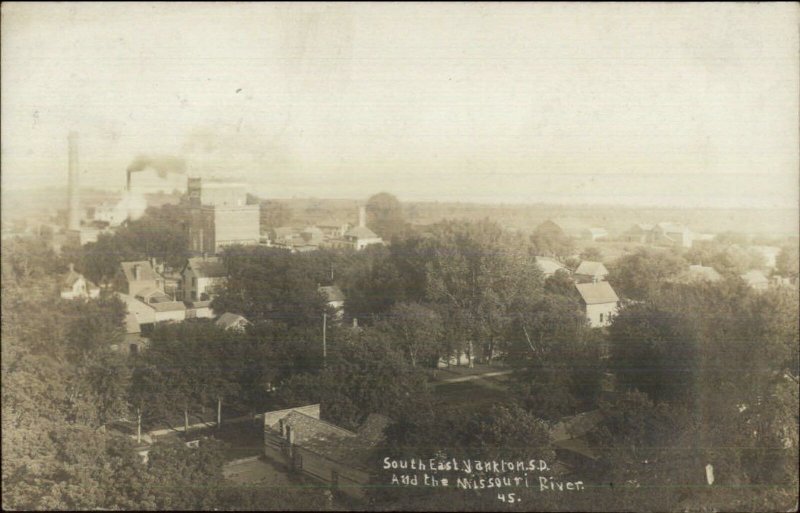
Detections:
186,178,260,255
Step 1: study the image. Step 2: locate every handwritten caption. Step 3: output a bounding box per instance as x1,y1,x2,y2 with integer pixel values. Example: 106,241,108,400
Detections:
382,457,585,504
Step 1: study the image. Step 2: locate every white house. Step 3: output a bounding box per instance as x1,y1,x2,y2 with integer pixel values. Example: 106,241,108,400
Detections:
651,222,693,248
181,256,226,302
741,270,769,291
60,264,100,300
343,206,383,250
576,281,619,328
574,261,609,283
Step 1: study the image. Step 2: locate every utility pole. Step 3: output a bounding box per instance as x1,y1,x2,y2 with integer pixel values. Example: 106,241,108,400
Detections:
322,312,327,366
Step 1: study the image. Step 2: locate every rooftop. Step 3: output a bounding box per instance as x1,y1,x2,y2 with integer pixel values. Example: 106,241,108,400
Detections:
216,312,249,329
344,225,380,240
319,285,345,303
186,256,226,278
120,261,161,283
575,261,608,277
535,256,567,275
575,281,619,305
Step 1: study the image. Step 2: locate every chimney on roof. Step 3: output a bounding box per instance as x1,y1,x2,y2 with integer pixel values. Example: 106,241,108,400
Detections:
358,206,366,228
287,425,295,445
133,264,141,281
69,262,75,273
352,317,358,328
279,418,287,438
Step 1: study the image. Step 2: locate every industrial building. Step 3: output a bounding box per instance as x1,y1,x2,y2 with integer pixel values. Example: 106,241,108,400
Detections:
186,178,260,255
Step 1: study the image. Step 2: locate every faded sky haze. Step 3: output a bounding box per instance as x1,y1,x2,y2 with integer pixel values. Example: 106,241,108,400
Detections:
1,2,798,208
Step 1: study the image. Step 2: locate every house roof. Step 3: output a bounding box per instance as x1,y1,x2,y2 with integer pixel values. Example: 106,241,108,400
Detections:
628,223,654,232
120,261,161,282
317,219,347,229
61,267,99,292
150,300,186,312
136,287,168,300
688,265,722,282
656,222,688,233
216,312,249,329
344,226,379,239
585,227,608,235
319,285,345,303
575,281,619,305
550,410,604,441
536,256,566,275
741,270,768,285
186,256,226,278
575,261,609,277
277,411,388,471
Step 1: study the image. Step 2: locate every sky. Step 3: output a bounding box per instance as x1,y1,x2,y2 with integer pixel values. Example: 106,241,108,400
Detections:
1,2,798,209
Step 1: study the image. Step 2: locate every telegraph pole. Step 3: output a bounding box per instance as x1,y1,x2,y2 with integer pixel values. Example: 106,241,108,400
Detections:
322,312,327,366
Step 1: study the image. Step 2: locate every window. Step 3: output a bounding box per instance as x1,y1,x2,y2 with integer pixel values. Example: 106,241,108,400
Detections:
599,313,604,323
192,277,197,287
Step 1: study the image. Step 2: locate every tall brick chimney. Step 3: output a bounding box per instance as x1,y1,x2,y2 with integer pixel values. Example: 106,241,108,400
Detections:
67,131,80,231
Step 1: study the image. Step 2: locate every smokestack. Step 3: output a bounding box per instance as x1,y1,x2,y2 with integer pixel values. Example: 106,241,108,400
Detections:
358,206,366,228
67,132,80,231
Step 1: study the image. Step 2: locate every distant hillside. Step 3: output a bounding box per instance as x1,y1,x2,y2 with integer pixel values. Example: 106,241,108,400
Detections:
261,197,798,238
6,188,796,239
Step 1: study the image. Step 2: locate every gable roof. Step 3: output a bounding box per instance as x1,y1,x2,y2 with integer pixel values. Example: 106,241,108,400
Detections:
345,225,379,239
186,256,226,278
120,261,161,283
319,285,345,303
575,261,608,277
741,269,768,285
628,223,654,232
273,410,388,471
216,312,249,329
550,410,604,442
536,256,566,275
150,300,186,312
576,281,619,305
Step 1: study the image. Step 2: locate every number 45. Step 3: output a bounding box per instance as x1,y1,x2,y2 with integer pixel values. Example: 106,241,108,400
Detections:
497,493,517,504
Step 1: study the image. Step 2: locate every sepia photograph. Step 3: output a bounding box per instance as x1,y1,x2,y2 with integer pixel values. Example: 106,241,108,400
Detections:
1,2,798,511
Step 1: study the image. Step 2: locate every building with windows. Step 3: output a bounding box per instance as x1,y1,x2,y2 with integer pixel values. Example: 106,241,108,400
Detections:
186,178,260,255
575,281,619,328
262,404,390,501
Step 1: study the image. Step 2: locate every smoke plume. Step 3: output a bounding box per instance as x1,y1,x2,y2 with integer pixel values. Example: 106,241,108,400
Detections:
127,154,187,178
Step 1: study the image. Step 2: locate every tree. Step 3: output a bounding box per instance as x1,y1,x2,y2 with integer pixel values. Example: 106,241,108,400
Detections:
366,192,406,242
580,246,603,261
425,219,545,364
607,247,686,300
212,245,327,327
608,302,699,404
376,302,443,367
278,328,433,430
775,244,799,278
508,294,603,419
